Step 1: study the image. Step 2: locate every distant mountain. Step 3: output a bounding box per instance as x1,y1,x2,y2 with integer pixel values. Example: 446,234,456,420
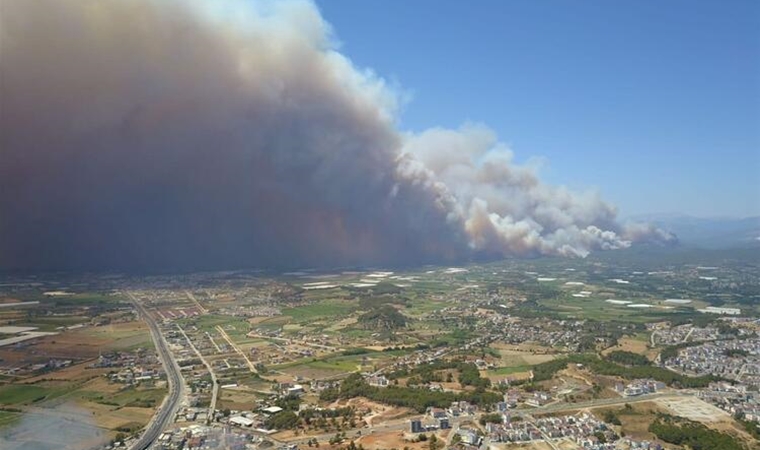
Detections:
629,214,760,249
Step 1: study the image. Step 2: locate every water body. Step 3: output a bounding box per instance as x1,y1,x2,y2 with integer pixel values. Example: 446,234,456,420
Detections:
0,404,108,450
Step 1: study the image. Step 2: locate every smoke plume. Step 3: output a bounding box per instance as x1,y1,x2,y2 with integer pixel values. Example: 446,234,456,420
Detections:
0,0,673,272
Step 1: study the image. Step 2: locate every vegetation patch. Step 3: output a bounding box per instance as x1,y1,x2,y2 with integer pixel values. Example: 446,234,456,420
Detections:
649,415,747,450
606,350,651,367
321,373,500,413
357,305,407,331
282,301,356,321
0,385,62,405
571,354,720,388
0,410,21,428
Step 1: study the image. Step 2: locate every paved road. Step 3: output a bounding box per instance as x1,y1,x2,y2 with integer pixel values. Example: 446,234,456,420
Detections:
525,391,688,415
683,327,695,343
529,421,561,450
128,292,185,450
185,290,208,314
216,325,257,372
177,324,218,421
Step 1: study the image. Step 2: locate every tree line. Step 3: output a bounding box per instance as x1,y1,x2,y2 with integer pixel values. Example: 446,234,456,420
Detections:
320,373,500,413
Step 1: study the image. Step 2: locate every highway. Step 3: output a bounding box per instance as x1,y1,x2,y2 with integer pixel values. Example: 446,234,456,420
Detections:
127,292,185,450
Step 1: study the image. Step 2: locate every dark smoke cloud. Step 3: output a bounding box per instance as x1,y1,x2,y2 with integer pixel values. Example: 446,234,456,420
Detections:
0,0,673,272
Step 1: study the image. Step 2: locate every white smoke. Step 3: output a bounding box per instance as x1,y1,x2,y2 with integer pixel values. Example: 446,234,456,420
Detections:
399,125,673,257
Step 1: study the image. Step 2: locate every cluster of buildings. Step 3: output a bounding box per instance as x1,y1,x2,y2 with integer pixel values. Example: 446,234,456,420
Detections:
208,357,249,374
650,324,722,346
367,374,389,387
90,350,164,385
249,342,316,365
109,423,270,450
91,350,156,368
277,382,306,396
2,357,73,376
103,402,299,450
107,365,162,385
523,391,554,407
492,319,585,351
425,401,479,420
433,305,592,351
409,417,450,433
497,389,521,409
154,307,202,321
614,440,665,450
452,428,481,447
408,402,480,434
663,337,760,385
308,379,339,393
485,413,617,448
699,382,760,423
478,412,665,450
492,388,557,409
385,346,461,373
222,408,278,432
171,402,297,433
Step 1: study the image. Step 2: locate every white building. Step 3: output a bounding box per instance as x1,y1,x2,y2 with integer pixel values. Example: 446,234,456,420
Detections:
230,416,254,427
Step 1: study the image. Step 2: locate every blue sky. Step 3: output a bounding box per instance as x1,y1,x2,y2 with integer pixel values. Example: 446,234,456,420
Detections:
316,0,759,218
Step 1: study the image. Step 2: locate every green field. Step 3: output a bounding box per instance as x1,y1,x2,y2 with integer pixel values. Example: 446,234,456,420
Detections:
282,301,356,321
81,325,153,350
274,351,369,374
536,293,688,322
79,386,166,408
14,316,90,331
38,293,125,306
0,385,65,405
403,298,447,316
0,410,21,428
304,358,360,372
487,365,532,376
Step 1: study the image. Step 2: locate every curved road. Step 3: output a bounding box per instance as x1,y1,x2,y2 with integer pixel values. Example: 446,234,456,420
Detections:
128,292,185,450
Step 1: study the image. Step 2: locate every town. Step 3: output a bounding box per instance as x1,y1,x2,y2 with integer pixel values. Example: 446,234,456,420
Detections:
1,252,758,450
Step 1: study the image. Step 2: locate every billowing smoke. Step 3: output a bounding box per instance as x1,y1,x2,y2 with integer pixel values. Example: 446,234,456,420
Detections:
0,0,673,272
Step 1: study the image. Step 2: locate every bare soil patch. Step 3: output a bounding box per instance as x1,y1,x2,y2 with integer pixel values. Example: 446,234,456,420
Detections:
357,429,446,450
24,362,106,384
602,337,657,360
655,396,730,423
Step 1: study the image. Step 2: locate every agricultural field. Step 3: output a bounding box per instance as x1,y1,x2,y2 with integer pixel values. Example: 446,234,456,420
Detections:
0,289,164,448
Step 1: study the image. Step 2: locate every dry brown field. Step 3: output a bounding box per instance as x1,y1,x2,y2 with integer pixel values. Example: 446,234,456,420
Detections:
602,336,659,360
357,429,448,450
82,402,155,431
23,362,107,384
216,387,259,411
